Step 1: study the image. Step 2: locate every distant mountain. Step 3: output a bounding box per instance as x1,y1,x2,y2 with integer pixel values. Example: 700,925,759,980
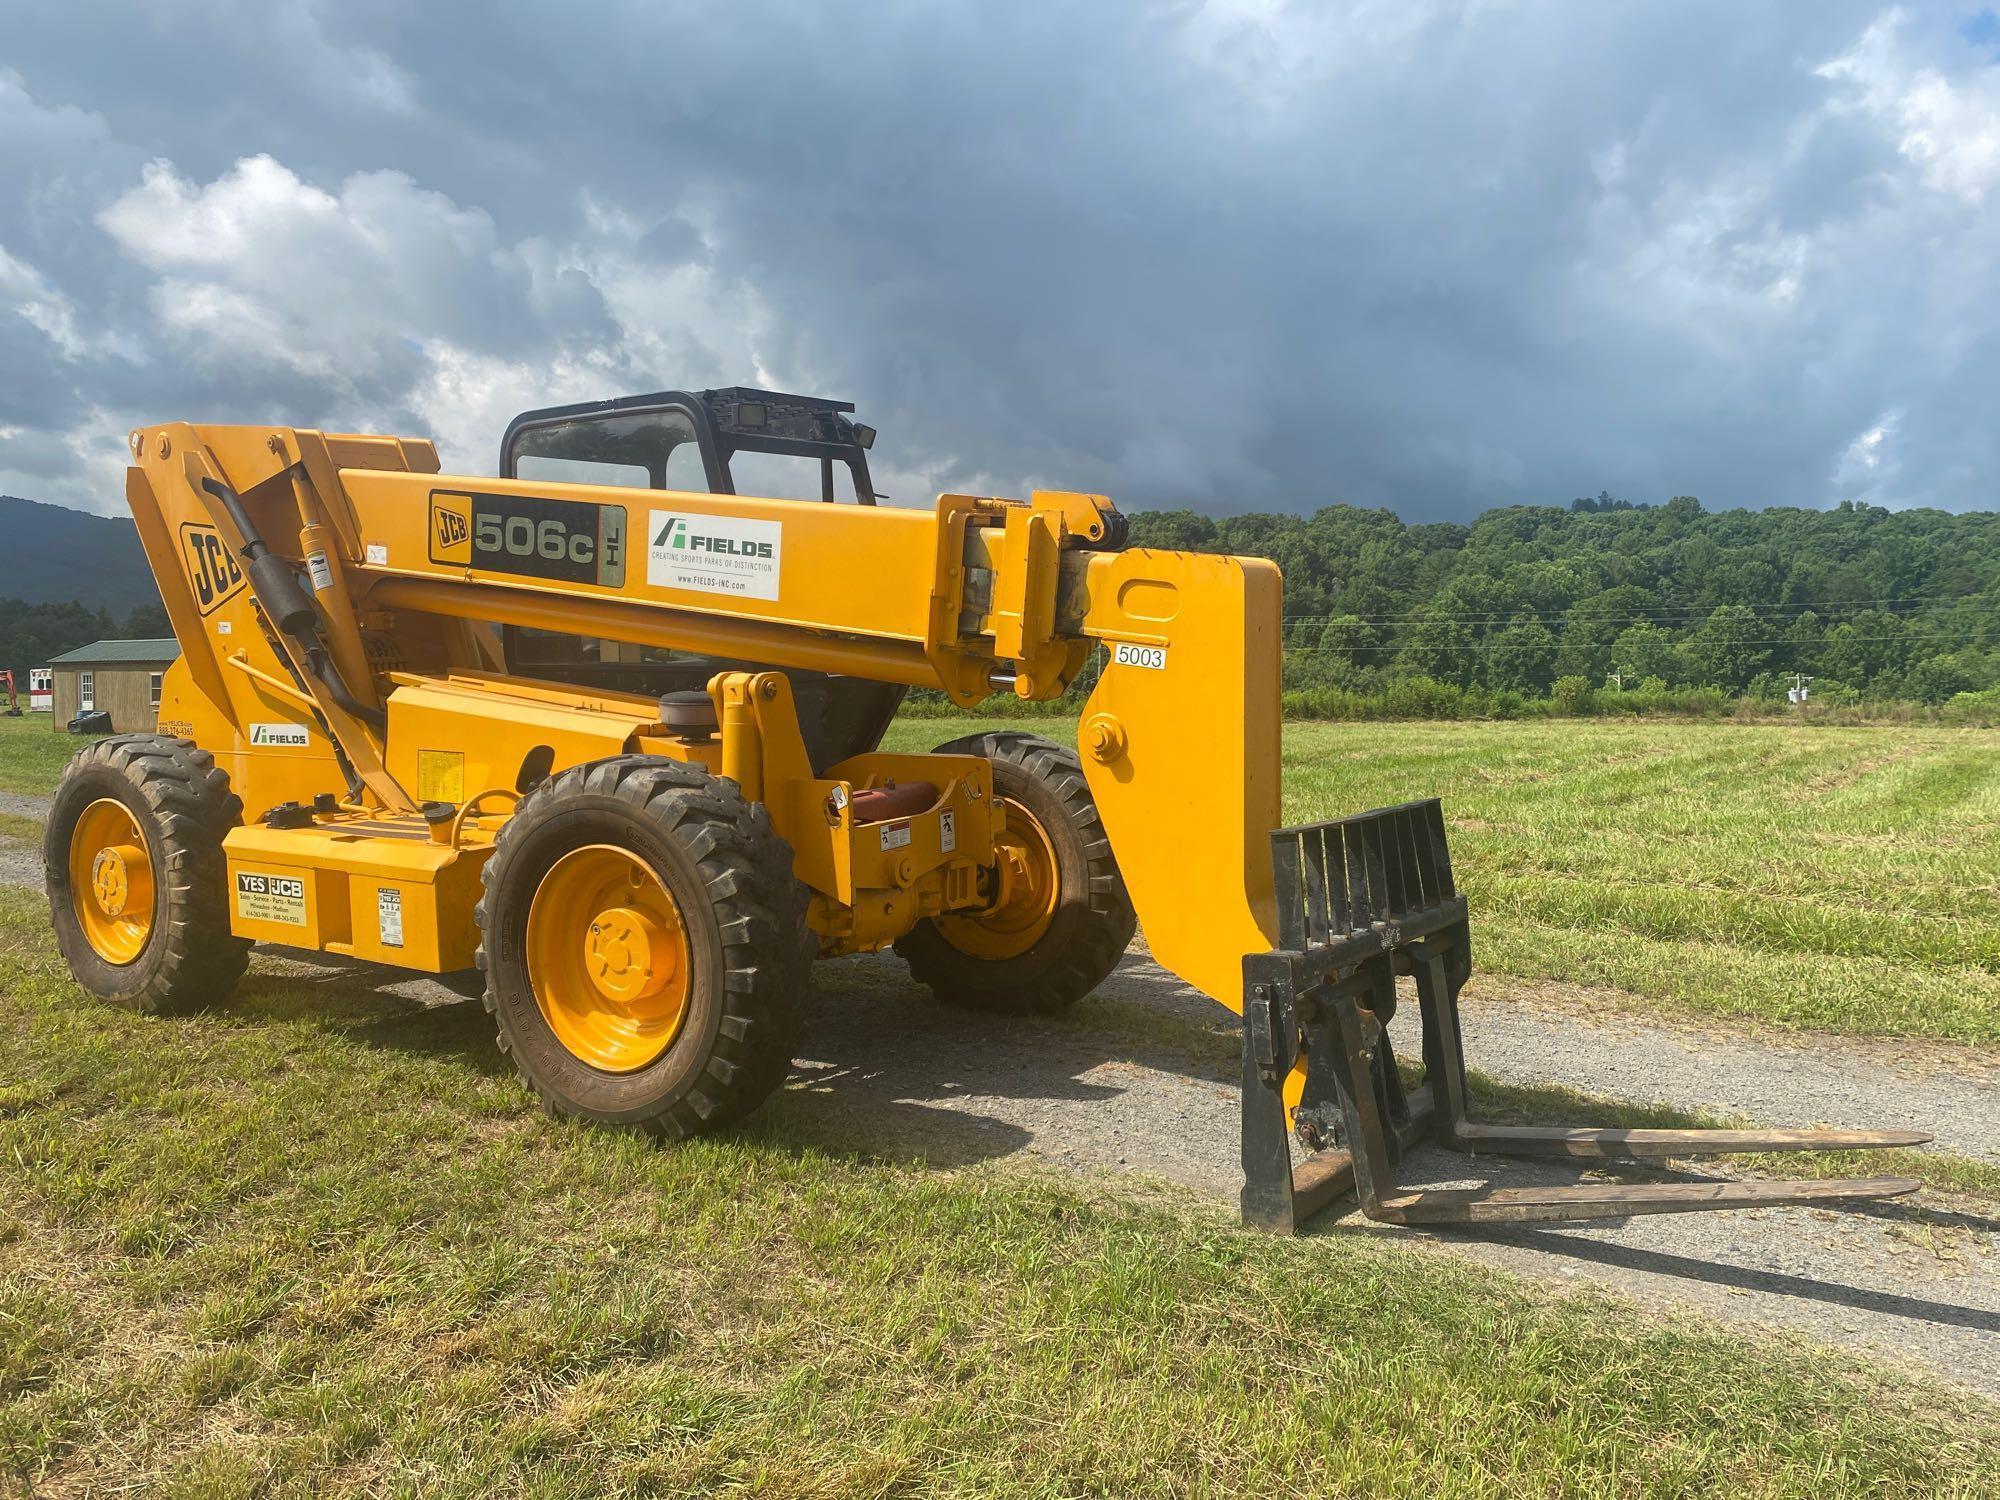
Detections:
0,496,160,611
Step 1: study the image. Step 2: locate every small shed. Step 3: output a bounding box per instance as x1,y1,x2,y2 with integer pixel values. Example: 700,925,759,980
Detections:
45,638,179,732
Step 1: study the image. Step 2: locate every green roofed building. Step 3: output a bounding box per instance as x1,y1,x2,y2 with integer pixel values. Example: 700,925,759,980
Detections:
45,638,179,732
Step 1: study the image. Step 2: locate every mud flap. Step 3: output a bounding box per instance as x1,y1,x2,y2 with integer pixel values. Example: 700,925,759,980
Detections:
1240,800,1927,1233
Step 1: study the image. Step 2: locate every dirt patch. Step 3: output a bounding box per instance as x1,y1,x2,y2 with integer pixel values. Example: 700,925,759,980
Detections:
0,835,42,893
0,790,50,820
0,791,48,893
783,950,1999,1398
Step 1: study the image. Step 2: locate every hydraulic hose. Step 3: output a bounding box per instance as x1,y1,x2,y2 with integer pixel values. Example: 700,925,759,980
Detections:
199,473,387,732
306,644,388,733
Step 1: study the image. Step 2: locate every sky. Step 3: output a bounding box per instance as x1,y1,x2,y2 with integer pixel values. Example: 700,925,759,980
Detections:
2,2,1998,522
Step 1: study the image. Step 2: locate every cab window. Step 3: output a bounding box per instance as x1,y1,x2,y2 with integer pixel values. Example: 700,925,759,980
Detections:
508,409,709,491
725,447,867,502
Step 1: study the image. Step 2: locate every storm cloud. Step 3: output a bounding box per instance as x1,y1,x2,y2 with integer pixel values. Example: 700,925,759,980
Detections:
1,2,1997,518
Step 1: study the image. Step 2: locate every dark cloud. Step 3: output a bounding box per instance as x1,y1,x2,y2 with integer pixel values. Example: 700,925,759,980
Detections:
0,2,1996,520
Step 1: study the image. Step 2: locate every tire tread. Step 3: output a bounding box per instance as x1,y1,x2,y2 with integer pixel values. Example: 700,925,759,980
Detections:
475,755,812,1137
45,733,250,1015
894,731,1135,1015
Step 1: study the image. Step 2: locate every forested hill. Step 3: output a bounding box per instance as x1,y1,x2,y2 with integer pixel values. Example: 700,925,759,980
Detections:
1125,495,2000,705
0,496,155,609
0,496,165,677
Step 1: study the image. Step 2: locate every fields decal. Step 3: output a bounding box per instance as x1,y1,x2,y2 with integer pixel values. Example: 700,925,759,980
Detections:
646,510,782,601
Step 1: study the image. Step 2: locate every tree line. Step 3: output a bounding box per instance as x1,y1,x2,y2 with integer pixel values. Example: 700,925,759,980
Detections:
9,492,2000,715
0,599,171,682
1125,494,2000,709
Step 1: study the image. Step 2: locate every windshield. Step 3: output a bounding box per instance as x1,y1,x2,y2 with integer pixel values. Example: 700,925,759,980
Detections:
509,409,710,491
504,395,876,503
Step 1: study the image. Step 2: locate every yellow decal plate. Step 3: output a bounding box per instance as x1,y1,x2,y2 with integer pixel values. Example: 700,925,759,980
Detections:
416,750,465,803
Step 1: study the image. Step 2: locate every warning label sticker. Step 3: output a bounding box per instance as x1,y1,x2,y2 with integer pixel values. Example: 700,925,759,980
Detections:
377,887,404,948
879,821,912,851
647,510,782,601
235,871,306,926
939,808,956,853
416,750,465,803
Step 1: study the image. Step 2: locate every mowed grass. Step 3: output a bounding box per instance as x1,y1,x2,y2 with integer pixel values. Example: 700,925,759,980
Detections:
886,718,2000,1045
0,714,79,798
1,892,1996,1496
0,811,42,842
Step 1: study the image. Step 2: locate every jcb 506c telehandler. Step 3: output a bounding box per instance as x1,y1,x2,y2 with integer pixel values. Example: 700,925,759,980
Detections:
47,387,1928,1229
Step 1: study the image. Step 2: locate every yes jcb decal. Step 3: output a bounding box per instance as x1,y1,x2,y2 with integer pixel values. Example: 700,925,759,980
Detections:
179,522,245,615
234,870,306,926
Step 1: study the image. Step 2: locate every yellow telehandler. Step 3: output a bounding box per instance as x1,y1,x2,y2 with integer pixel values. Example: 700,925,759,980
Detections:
45,387,1927,1229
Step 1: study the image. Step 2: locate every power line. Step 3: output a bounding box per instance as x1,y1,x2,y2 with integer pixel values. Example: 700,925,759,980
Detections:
1285,630,1998,646
1283,630,1996,656
1280,597,2000,627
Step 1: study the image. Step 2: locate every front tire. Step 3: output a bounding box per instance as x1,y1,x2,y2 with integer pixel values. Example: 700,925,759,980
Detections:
476,755,812,1137
45,734,250,1014
895,731,1135,1015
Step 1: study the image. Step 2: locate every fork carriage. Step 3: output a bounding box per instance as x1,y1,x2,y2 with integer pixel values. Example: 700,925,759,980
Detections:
1239,800,1926,1232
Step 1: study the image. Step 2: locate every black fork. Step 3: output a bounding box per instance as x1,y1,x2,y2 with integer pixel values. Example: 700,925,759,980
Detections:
1239,800,1927,1233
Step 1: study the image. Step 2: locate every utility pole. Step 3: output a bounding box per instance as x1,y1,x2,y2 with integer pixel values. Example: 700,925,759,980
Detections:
1786,671,1813,706
1606,670,1626,691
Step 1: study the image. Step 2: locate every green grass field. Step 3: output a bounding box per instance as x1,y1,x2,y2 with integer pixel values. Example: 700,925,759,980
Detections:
3,714,1999,1491
0,886,1995,1496
0,715,75,798
887,718,2000,1045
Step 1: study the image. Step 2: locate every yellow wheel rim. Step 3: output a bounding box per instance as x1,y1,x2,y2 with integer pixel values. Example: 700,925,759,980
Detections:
526,845,692,1073
69,798,155,966
935,796,1060,960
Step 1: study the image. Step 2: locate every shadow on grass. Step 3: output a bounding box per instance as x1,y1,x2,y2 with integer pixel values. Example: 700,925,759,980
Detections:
1483,1228,2000,1336
1462,1068,2000,1224
236,944,1999,1269
239,946,1051,1174
236,948,513,1080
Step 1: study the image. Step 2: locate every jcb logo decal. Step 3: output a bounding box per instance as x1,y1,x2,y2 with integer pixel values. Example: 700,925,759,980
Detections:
432,494,472,563
180,523,245,616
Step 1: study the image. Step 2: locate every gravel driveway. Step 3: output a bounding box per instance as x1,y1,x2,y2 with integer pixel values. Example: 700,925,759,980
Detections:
0,791,45,889
5,801,1995,1395
795,952,2000,1398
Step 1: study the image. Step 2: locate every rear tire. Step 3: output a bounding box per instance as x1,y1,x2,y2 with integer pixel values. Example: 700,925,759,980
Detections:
45,734,250,1014
476,755,812,1137
895,731,1135,1015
